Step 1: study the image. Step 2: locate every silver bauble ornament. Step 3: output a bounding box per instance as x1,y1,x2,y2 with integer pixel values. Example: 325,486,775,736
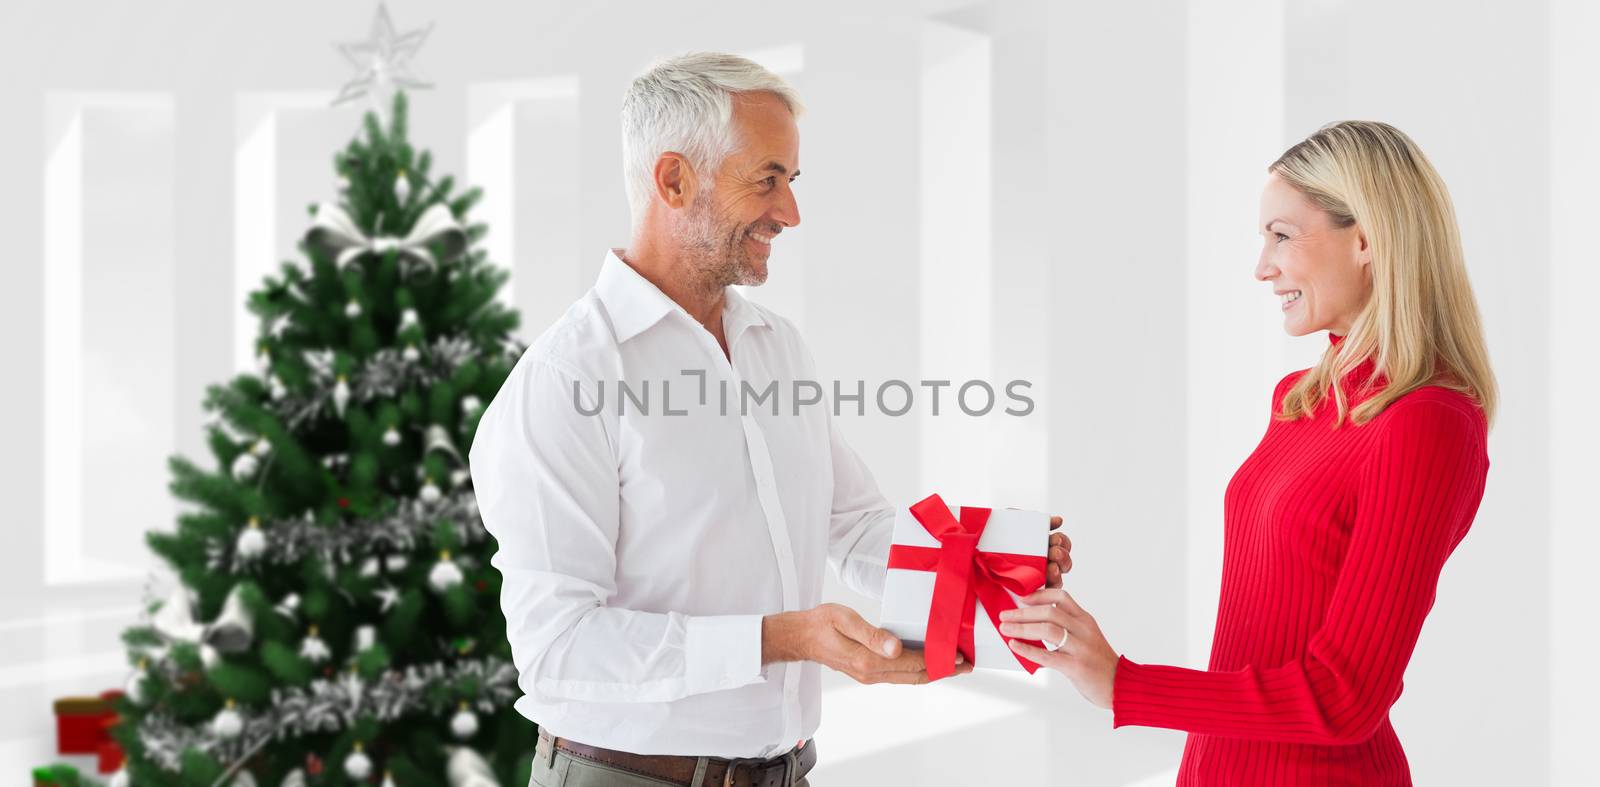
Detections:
300,625,331,664
212,699,244,739
393,170,412,204
125,661,149,706
231,452,260,481
333,375,351,419
451,703,479,739
429,551,463,592
419,478,442,503
383,426,401,446
345,743,373,780
236,517,267,559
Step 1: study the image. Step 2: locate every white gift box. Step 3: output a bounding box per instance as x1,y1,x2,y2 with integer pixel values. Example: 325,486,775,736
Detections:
879,500,1050,672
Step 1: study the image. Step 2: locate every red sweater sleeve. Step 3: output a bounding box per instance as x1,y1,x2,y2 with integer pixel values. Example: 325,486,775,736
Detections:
1112,398,1488,745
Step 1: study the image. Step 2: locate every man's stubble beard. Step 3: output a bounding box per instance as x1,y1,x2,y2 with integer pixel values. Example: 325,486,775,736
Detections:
674,191,767,293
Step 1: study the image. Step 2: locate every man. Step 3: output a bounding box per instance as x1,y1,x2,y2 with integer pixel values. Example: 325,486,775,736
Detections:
469,52,1070,787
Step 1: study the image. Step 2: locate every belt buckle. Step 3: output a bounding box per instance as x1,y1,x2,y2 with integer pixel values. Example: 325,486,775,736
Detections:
720,755,785,787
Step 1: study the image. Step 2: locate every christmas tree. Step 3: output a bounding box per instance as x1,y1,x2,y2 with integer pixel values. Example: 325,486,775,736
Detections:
109,90,534,787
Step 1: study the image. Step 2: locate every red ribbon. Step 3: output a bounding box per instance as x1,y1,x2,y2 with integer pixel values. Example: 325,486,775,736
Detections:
886,494,1047,680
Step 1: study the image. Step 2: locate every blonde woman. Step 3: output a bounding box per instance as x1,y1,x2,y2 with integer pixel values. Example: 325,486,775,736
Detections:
1000,122,1495,785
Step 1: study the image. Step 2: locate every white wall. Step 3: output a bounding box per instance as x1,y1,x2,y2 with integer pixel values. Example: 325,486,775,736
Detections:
0,0,1586,783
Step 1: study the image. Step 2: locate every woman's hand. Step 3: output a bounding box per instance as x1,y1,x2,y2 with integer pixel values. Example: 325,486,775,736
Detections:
998,587,1118,710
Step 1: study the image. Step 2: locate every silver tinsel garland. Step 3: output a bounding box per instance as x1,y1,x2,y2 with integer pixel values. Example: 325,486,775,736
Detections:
205,490,485,574
269,334,483,429
136,656,518,773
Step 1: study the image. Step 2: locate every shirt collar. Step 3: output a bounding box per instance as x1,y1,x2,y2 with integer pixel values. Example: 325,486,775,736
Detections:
594,249,769,345
595,249,678,343
722,285,770,349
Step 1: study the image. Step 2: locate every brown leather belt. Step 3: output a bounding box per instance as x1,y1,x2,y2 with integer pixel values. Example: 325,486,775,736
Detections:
538,728,816,787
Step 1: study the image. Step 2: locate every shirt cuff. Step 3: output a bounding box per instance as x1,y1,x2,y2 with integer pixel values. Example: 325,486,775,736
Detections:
685,614,768,695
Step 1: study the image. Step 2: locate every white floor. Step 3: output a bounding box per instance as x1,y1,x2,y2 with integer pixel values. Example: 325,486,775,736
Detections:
0,590,1186,786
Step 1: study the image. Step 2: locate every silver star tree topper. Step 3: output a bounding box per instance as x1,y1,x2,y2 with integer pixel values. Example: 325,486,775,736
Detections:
331,3,434,115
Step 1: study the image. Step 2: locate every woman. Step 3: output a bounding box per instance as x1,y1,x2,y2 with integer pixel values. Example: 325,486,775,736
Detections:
1000,121,1495,785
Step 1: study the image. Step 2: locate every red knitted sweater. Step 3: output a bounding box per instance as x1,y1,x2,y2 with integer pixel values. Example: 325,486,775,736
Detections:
1112,333,1490,786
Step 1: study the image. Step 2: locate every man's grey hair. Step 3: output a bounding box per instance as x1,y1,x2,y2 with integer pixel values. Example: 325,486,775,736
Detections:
620,52,804,227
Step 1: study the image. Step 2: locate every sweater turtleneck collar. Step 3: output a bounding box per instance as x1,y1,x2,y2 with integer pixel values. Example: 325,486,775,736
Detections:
1325,330,1386,397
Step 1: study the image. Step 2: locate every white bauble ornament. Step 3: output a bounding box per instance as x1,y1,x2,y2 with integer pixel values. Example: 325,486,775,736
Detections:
461,395,482,414
382,772,397,787
231,452,260,481
399,308,419,330
236,517,267,559
402,344,420,363
269,375,287,401
126,661,149,705
200,643,221,669
345,299,362,318
300,626,331,664
445,747,499,787
383,426,401,446
449,468,470,488
345,743,373,780
451,702,479,739
385,554,409,573
279,768,307,787
360,556,380,577
333,375,351,418
232,771,259,787
429,551,463,592
212,699,244,739
107,769,130,787
394,170,412,204
419,478,442,504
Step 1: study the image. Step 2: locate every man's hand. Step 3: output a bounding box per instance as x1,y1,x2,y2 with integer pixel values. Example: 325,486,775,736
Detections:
761,603,971,684
1047,515,1072,588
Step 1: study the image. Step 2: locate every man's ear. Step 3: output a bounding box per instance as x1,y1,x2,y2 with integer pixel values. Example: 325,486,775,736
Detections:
653,153,697,211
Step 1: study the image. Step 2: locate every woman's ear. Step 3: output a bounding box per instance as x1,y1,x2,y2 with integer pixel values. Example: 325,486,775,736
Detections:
1354,225,1373,268
653,153,697,211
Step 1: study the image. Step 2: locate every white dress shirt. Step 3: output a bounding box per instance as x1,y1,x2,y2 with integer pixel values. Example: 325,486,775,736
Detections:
468,249,895,758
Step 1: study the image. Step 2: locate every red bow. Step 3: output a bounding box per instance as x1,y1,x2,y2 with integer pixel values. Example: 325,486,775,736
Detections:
886,494,1047,680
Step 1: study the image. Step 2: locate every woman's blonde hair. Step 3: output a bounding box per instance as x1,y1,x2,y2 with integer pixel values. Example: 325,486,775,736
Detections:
1270,120,1497,427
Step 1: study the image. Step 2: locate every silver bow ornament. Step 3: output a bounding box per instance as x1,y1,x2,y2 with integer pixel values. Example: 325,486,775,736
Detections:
304,202,467,273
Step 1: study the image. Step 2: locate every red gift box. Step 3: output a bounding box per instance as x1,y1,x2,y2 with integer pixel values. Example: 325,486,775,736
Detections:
53,690,123,757
96,739,124,774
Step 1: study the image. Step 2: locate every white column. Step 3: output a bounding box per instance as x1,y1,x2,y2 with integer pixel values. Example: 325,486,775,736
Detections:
1048,0,1190,667
1184,0,1293,667
467,77,583,341
1046,1,1192,780
42,93,177,585
919,18,993,504
1549,0,1599,781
